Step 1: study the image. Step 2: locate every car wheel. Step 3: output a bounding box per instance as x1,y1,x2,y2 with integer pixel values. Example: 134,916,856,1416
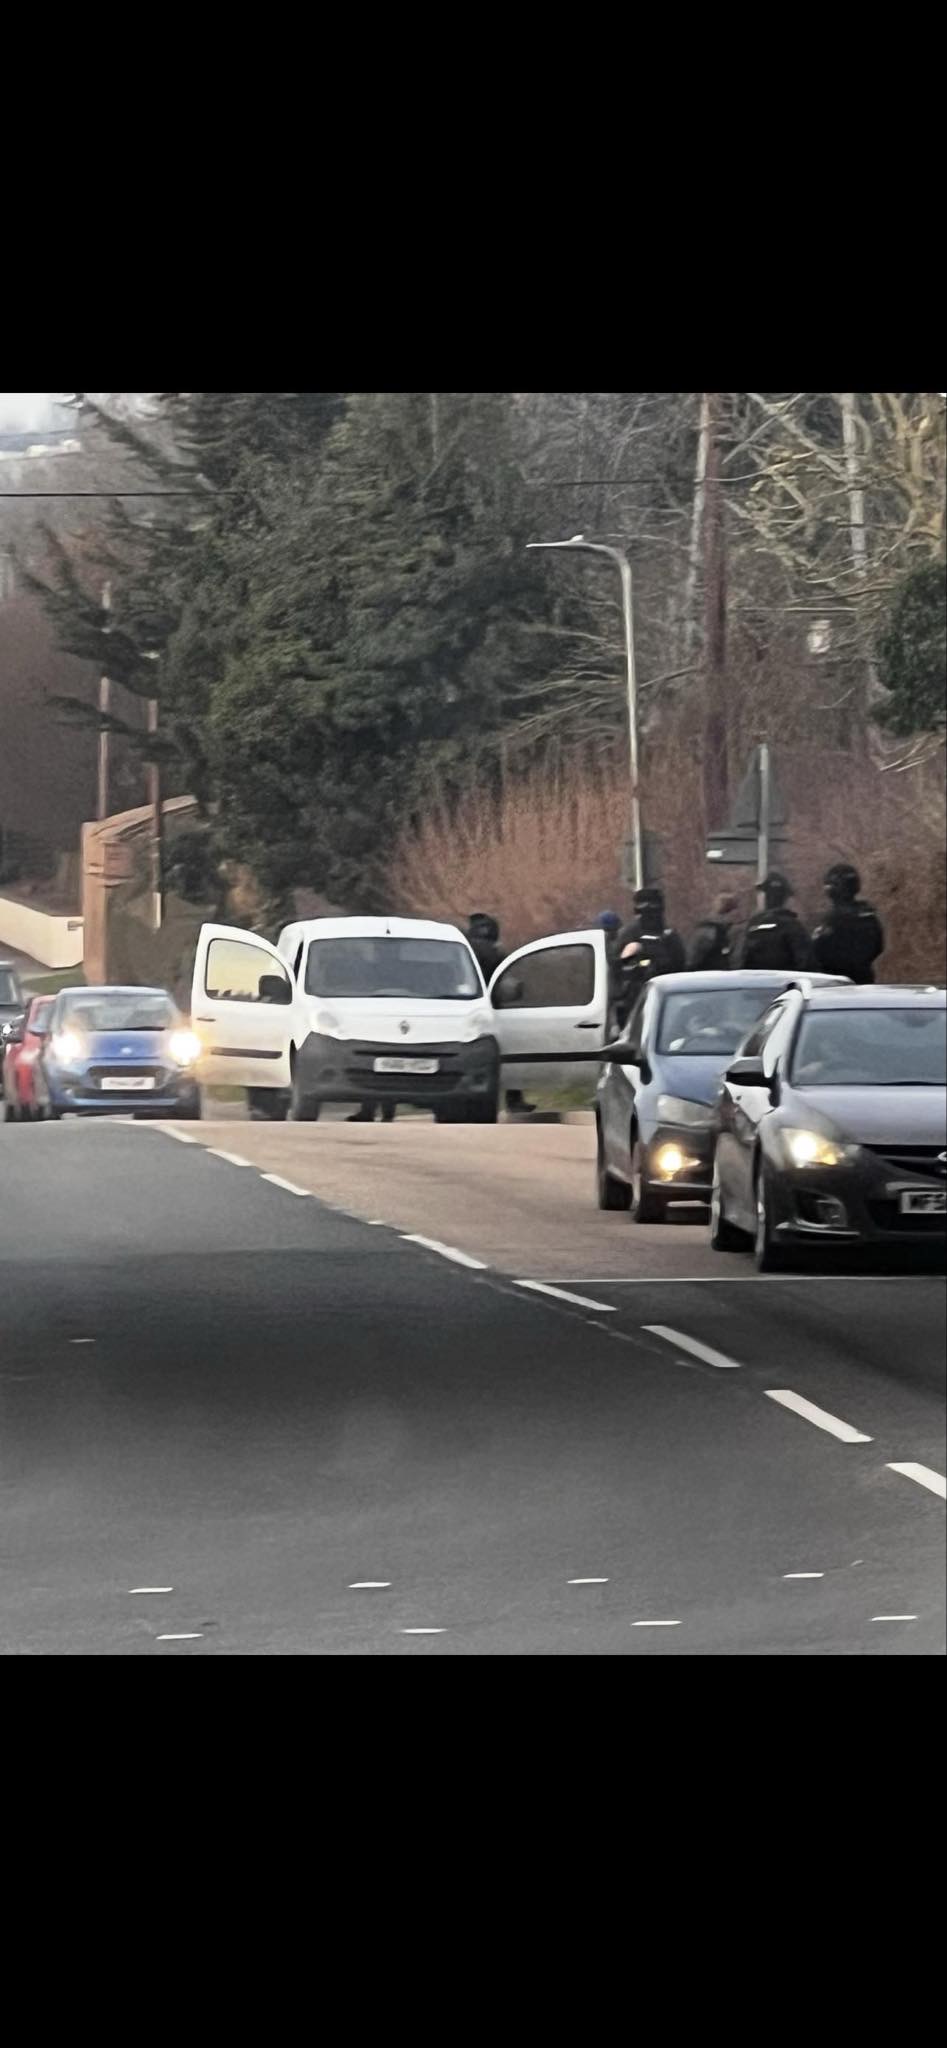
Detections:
709,1157,749,1250
467,1095,499,1125
630,1136,666,1224
289,1074,321,1122
754,1164,789,1272
597,1122,631,1210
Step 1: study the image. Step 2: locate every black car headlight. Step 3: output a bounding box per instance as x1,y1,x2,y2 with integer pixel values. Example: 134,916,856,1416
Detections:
779,1127,858,1168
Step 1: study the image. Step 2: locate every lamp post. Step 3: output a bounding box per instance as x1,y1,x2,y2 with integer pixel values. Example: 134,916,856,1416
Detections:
526,534,643,892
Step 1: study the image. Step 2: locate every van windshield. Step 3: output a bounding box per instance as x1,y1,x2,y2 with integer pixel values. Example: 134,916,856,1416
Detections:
305,938,481,1000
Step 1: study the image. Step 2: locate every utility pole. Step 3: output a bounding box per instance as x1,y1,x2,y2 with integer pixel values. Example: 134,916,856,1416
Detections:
701,395,729,832
756,741,771,885
683,392,712,660
840,391,880,726
526,535,643,891
96,580,111,821
146,690,162,932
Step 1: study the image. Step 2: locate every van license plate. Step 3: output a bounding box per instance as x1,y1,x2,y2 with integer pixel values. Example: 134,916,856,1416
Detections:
899,1189,945,1215
373,1057,439,1075
109,1075,156,1091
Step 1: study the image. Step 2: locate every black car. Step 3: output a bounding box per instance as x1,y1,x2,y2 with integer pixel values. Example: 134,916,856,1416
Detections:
595,970,848,1222
710,984,947,1269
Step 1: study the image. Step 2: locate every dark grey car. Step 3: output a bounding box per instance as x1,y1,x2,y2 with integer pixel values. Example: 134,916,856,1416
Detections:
595,971,849,1223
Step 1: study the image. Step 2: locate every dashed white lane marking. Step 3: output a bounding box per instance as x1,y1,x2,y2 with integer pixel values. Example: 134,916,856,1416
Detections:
156,1632,203,1641
401,1628,446,1635
159,1127,198,1144
70,1337,95,1346
129,1586,173,1595
260,1174,312,1197
367,1220,387,1227
783,1572,825,1580
568,1577,609,1585
886,1462,947,1500
872,1615,918,1623
516,1280,616,1312
402,1234,487,1270
349,1581,392,1590
644,1324,741,1369
632,1619,681,1628
208,1149,251,1167
765,1389,872,1444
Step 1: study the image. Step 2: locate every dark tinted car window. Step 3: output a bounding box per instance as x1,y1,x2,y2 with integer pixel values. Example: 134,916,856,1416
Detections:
494,944,594,1009
657,988,783,1055
792,1006,947,1087
0,969,22,1004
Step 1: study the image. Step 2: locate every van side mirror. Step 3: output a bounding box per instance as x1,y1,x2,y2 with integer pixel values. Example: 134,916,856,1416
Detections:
259,974,292,1006
492,976,523,1008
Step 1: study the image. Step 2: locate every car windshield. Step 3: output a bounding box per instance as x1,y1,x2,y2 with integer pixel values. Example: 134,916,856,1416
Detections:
59,994,177,1033
0,969,23,1004
791,1007,947,1087
656,988,781,1055
305,938,481,1000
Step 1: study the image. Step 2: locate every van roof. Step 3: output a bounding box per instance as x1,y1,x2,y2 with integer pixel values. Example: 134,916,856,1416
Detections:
286,916,471,945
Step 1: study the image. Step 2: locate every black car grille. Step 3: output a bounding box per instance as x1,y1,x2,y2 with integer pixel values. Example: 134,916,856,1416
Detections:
863,1144,946,1180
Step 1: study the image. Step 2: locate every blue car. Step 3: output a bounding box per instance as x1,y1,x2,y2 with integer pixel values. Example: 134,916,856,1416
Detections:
35,985,203,1120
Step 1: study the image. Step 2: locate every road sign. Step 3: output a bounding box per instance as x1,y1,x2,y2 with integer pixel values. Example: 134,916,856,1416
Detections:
706,829,788,867
730,751,788,829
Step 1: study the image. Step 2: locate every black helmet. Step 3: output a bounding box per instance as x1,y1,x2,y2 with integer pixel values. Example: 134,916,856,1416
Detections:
761,871,791,907
469,912,499,943
824,862,860,902
634,886,664,919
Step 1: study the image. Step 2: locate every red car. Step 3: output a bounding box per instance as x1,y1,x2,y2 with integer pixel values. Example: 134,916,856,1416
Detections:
2,995,54,1121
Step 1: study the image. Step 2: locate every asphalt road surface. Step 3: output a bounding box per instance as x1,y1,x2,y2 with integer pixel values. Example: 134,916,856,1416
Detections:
2,1118,944,1655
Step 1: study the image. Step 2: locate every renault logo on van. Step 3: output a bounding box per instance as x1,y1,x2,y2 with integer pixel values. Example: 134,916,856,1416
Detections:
399,1020,411,1036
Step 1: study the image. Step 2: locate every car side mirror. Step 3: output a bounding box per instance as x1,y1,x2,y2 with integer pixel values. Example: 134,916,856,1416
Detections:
725,1055,768,1086
259,974,292,1006
492,977,523,1008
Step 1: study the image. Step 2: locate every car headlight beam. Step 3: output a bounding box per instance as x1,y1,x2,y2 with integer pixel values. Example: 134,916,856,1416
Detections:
782,1127,852,1168
169,1030,202,1067
51,1030,83,1063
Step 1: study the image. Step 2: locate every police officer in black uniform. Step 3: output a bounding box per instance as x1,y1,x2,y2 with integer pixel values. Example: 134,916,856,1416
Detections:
689,891,739,971
614,887,686,1029
738,872,812,971
810,863,884,983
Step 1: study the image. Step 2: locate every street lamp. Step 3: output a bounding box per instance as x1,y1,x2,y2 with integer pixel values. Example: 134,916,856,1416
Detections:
526,534,643,892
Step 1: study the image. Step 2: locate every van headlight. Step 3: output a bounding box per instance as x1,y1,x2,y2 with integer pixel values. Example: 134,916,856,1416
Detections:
169,1030,201,1067
781,1127,854,1168
655,1094,716,1129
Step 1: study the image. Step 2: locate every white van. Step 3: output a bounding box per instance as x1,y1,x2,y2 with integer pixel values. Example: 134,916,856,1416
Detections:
190,916,611,1120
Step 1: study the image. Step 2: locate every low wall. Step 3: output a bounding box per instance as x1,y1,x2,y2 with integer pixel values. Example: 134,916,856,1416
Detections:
0,894,84,969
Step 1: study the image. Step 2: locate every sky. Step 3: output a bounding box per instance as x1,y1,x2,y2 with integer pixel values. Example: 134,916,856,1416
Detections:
0,393,70,432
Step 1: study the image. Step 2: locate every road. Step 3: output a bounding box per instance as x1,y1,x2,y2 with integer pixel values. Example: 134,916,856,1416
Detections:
2,1117,944,1655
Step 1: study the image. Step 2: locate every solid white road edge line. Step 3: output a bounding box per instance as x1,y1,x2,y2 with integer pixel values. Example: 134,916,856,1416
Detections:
158,1128,197,1144
260,1174,312,1197
401,1628,446,1635
886,1462,947,1500
765,1389,872,1444
349,1582,392,1589
516,1280,616,1312
401,1234,487,1270
644,1324,741,1369
128,1587,174,1595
